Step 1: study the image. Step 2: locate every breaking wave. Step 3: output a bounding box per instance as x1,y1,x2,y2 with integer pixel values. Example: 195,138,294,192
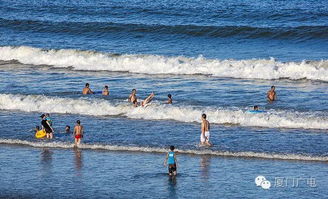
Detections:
0,94,327,130
0,138,327,162
1,46,328,81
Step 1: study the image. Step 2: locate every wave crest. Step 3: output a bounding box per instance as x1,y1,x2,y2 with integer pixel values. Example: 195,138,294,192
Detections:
0,138,327,162
1,46,328,81
0,94,327,130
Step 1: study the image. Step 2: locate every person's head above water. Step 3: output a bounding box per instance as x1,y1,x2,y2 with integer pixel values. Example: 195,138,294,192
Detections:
65,125,70,129
45,113,50,117
132,89,136,93
40,114,45,119
271,85,275,90
35,125,40,130
76,120,81,124
104,85,108,89
170,145,175,151
254,105,259,110
85,83,89,88
202,113,207,119
168,94,172,98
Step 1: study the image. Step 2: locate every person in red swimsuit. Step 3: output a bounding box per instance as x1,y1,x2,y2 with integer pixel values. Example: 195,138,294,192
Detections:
74,120,84,146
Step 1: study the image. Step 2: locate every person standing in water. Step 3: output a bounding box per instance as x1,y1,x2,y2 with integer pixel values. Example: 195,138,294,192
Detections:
40,114,54,139
82,83,94,95
200,113,211,146
74,120,84,146
128,89,138,107
164,145,178,176
267,86,276,101
102,85,109,96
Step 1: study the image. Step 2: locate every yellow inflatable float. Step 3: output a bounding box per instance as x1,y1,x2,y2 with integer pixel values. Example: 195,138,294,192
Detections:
35,129,46,139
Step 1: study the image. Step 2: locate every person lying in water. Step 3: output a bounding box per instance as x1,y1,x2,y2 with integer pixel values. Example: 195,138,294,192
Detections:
128,89,154,107
141,92,155,107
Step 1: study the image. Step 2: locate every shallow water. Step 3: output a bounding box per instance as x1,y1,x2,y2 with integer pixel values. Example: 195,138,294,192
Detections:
0,145,327,198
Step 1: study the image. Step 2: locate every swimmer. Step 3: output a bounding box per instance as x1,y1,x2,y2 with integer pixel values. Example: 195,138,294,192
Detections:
253,105,259,111
102,85,109,96
200,113,211,146
141,92,155,107
128,89,138,107
167,94,172,104
65,125,71,133
82,83,94,95
74,120,84,146
40,114,54,139
34,125,40,134
267,86,276,102
164,145,178,176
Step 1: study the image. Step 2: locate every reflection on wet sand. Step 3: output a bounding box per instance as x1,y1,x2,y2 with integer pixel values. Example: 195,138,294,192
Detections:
168,175,177,198
40,148,53,177
74,148,83,174
200,155,211,180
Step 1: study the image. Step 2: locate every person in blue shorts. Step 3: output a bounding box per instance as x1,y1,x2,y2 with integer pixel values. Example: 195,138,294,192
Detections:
164,145,178,176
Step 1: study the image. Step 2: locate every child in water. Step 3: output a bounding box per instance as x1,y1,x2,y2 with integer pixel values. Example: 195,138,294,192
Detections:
34,126,40,133
164,145,178,176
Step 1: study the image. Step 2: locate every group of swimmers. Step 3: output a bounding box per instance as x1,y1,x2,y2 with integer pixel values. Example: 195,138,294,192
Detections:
35,114,84,146
36,83,277,176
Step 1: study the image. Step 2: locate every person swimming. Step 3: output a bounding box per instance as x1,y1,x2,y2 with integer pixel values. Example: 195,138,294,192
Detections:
65,125,71,133
128,89,154,107
34,125,40,134
102,85,109,96
141,92,155,107
164,145,178,176
167,94,172,104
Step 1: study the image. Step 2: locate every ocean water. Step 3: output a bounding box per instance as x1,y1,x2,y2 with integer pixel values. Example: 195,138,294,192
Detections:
0,0,327,198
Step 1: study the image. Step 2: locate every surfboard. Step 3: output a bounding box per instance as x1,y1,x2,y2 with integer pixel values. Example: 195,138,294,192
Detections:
35,129,46,139
247,110,266,114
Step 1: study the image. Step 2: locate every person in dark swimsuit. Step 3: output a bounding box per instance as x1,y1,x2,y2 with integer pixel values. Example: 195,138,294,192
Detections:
40,114,54,139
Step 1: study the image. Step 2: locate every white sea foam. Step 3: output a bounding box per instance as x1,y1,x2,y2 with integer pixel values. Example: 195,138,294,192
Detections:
1,46,328,81
0,94,327,130
0,138,327,162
